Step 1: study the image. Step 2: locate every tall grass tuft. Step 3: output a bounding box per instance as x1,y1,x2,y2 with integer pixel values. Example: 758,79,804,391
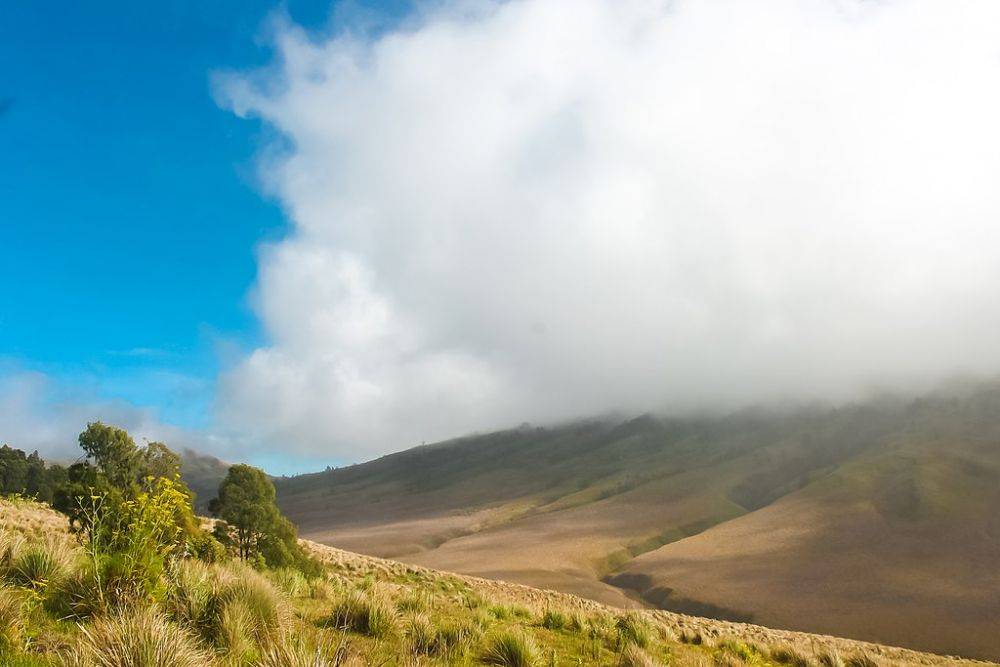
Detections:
404,613,436,655
615,612,652,649
164,559,218,633
818,650,845,667
620,643,659,667
480,630,539,667
269,567,308,598
0,587,26,654
770,645,812,667
540,608,568,630
72,606,210,667
845,653,879,667
329,589,398,638
210,573,286,649
9,540,67,590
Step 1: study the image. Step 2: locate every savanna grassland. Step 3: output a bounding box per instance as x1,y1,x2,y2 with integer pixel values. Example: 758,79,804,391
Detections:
1,495,990,667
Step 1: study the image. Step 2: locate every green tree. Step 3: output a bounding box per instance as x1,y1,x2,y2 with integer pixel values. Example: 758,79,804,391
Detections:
78,422,141,490
209,464,318,573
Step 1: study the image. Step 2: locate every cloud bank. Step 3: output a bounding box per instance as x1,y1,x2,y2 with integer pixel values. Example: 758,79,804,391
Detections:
216,0,1000,459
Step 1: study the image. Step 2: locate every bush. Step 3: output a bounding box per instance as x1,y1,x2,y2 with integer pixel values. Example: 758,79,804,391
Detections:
329,589,397,638
616,613,652,649
71,606,210,667
480,630,538,667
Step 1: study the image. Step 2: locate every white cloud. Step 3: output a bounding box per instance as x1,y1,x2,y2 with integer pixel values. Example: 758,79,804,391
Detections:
0,369,227,462
216,0,1000,459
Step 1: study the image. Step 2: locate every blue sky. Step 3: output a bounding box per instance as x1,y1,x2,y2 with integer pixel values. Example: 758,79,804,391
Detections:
0,0,406,470
5,0,1000,475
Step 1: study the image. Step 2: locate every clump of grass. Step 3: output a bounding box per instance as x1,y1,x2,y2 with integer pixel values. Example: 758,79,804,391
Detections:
164,559,218,632
620,643,659,667
8,541,67,590
329,589,398,638
679,629,704,645
255,633,340,667
845,653,879,667
0,587,26,654
509,603,533,619
404,613,436,655
434,619,480,657
308,578,333,601
540,608,568,630
208,571,286,655
489,603,513,620
567,611,586,632
717,638,762,663
616,612,652,649
480,630,538,667
818,650,844,667
72,606,210,667
396,590,428,613
268,568,308,598
770,644,811,667
0,531,26,575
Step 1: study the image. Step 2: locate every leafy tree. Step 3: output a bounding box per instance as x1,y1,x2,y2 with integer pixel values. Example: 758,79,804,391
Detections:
210,464,318,574
140,441,182,481
0,444,64,501
78,422,141,490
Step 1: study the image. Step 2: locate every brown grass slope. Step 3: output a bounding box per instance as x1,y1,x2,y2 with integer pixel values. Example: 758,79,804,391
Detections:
271,381,1000,661
4,496,989,667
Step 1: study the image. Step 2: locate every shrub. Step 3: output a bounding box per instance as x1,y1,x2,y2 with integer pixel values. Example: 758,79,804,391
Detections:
540,608,568,630
621,644,659,667
72,606,210,667
480,630,539,667
616,613,652,649
329,589,397,638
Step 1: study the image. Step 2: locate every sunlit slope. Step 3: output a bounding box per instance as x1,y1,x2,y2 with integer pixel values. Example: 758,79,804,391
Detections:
273,381,1000,659
611,430,1000,660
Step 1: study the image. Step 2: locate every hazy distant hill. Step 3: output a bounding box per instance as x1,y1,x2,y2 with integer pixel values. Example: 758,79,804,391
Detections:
179,448,230,511
272,380,1000,660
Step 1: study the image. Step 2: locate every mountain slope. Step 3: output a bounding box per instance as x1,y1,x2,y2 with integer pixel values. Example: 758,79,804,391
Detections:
274,381,1000,660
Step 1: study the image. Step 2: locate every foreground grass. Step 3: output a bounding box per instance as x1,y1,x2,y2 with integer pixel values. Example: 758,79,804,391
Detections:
0,497,987,666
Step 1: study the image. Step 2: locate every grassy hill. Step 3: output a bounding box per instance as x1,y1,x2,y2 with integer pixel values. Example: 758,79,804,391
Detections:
1,496,988,666
271,381,1000,660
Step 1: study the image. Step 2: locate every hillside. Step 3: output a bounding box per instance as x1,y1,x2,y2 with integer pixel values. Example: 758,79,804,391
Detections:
272,381,1000,660
180,448,230,511
1,496,989,666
